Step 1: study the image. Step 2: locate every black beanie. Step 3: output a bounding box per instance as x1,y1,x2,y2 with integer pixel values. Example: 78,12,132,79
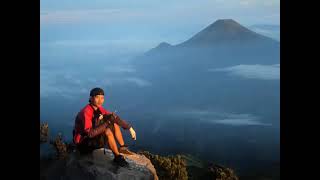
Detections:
90,87,104,97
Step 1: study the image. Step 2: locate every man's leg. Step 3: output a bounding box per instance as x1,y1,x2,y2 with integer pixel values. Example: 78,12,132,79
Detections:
114,123,135,155
105,128,120,156
113,123,125,146
105,128,129,167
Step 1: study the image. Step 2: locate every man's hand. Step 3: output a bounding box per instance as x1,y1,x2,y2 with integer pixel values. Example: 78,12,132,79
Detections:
129,127,136,140
103,113,116,123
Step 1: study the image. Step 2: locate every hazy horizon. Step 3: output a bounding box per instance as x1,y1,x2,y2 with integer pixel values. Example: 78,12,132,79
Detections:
40,1,280,178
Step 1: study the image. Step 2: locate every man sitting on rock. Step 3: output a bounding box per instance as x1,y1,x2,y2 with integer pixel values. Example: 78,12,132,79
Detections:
73,87,137,167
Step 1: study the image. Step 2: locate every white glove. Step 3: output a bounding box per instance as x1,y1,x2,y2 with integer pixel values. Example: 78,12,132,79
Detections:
129,127,136,140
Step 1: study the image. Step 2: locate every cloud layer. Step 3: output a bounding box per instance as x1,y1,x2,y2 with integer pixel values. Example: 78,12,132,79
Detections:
40,66,151,99
249,25,280,41
209,64,280,80
172,108,272,126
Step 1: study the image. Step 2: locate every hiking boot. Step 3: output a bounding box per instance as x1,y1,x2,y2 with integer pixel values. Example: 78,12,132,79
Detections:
113,154,129,167
119,145,135,155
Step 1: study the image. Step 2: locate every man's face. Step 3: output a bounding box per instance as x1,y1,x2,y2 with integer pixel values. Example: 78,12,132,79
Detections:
91,95,104,107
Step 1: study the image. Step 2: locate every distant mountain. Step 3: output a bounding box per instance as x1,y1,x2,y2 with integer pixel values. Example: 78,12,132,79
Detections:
128,19,279,125
144,42,172,56
179,19,276,47
133,19,279,70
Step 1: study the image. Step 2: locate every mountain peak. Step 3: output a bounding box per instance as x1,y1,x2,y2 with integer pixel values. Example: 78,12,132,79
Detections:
208,19,249,33
144,42,172,55
212,19,240,27
156,42,172,49
180,19,267,46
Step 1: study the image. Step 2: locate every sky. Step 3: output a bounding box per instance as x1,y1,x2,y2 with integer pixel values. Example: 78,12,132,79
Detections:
40,0,280,57
40,0,280,102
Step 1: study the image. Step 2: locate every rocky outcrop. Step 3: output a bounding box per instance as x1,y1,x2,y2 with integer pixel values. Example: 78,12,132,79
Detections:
40,122,239,180
41,148,158,180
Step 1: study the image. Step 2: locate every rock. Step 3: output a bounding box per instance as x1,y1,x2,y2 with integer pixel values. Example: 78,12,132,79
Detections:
42,148,158,180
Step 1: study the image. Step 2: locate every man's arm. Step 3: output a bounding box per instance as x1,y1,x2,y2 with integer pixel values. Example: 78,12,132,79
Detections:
113,114,132,130
103,113,132,130
101,110,136,140
83,109,108,138
87,114,132,138
100,107,132,130
87,123,108,138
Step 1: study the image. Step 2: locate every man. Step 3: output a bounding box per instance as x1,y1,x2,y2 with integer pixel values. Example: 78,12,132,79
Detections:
73,87,137,167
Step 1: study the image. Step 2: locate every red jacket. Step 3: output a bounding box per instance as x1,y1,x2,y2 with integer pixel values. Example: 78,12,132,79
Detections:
73,104,131,144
